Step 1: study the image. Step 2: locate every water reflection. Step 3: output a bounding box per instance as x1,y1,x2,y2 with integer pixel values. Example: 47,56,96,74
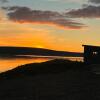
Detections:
0,56,83,73
0,57,51,73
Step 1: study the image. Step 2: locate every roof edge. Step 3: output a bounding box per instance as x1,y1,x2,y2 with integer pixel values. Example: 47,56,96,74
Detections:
82,45,100,48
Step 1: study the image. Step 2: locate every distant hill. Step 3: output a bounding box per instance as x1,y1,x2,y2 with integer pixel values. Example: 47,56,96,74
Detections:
0,46,83,57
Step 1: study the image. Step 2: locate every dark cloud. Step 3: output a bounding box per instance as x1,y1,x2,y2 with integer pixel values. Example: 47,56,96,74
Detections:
67,5,100,18
89,0,100,4
3,6,84,29
0,0,8,3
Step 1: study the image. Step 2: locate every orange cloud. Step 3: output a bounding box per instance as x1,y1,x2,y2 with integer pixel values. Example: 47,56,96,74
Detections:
16,21,84,30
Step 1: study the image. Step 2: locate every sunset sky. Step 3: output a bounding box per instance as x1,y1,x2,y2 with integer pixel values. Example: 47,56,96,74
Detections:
0,0,100,52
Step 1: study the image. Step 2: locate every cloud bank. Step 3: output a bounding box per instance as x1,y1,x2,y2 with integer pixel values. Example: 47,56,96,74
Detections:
0,0,8,3
3,6,84,29
67,5,100,18
89,0,100,4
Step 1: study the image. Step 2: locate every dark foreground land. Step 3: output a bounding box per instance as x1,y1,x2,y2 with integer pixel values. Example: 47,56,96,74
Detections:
0,59,100,100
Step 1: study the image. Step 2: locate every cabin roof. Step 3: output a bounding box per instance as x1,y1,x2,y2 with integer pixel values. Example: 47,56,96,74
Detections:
82,45,100,48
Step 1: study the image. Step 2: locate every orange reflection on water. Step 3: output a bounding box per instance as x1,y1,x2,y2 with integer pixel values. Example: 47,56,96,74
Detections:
0,58,50,73
0,56,83,73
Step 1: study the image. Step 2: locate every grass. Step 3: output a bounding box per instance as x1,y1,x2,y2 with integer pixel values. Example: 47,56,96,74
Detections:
0,59,99,100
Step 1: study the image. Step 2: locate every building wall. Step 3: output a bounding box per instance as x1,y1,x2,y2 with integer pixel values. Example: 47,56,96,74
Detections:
83,46,100,64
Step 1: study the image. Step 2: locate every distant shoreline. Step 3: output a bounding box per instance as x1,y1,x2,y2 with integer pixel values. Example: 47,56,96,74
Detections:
0,46,83,57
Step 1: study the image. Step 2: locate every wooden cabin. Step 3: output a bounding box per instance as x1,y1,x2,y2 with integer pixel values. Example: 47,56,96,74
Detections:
82,45,100,64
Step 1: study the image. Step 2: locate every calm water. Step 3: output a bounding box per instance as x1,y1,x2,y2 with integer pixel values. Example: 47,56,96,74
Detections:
0,56,83,72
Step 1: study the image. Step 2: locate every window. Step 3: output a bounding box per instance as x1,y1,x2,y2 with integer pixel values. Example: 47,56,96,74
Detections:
93,51,98,55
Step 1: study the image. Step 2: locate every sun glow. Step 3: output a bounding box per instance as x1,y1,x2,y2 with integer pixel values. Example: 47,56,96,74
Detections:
34,45,45,48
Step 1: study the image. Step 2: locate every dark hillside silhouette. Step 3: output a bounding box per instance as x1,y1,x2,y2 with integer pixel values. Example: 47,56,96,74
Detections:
0,59,99,100
0,59,83,79
0,46,83,57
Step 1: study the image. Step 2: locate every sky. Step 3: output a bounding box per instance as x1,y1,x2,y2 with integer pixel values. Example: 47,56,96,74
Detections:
0,0,100,52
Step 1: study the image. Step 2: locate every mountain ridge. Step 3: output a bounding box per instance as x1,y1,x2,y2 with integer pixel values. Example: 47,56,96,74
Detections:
0,46,83,57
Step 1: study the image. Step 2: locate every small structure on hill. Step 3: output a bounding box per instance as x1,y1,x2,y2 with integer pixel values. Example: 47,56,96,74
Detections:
82,45,100,64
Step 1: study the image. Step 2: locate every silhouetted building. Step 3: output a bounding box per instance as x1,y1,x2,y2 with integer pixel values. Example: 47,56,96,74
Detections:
83,45,100,64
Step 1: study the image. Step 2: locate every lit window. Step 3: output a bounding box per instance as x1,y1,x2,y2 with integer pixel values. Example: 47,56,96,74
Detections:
93,52,98,55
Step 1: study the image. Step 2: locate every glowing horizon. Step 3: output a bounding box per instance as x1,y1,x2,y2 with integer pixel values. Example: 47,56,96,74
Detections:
0,0,100,52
